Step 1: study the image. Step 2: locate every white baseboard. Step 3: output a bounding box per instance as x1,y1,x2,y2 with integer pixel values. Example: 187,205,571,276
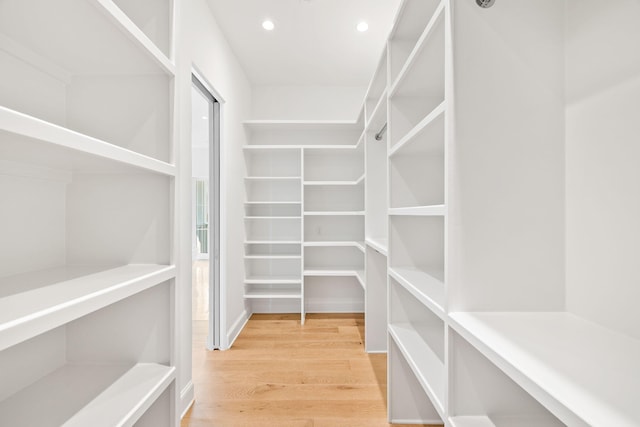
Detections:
390,419,442,424
179,381,195,420
225,309,249,350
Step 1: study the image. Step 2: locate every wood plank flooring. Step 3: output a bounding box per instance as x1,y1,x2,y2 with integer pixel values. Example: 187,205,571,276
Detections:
181,313,438,427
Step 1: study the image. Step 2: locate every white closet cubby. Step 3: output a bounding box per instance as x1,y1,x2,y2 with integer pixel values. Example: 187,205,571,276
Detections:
243,120,365,322
0,0,177,424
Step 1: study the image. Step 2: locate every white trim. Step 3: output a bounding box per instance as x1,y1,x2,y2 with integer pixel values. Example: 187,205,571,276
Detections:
191,66,226,351
305,298,364,313
225,309,250,350
179,381,195,420
390,419,443,425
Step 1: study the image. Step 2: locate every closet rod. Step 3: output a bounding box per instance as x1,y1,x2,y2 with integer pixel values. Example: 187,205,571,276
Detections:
375,123,387,141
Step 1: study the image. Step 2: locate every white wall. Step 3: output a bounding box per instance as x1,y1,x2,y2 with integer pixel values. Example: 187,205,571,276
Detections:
251,85,365,120
449,0,566,312
176,0,252,415
565,0,640,339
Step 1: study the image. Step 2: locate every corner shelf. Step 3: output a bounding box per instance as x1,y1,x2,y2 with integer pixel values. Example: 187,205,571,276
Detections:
388,267,444,319
0,264,175,352
449,312,640,427
303,174,365,186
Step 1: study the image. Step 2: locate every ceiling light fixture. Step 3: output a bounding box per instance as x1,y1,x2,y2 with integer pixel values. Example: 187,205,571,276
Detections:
357,21,368,32
262,20,275,31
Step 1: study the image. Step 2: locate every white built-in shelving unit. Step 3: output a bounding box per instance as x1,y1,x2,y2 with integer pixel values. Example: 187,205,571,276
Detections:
371,0,640,426
0,0,178,425
243,120,365,323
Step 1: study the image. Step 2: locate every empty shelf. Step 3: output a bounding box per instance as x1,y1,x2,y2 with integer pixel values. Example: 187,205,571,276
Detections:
304,268,365,287
244,201,301,205
304,211,365,216
245,176,301,181
0,264,175,352
389,205,445,216
365,237,388,256
244,255,302,260
388,267,444,318
389,323,445,418
0,107,175,177
244,289,302,299
244,276,302,284
449,312,640,427
389,102,445,158
0,363,175,427
304,241,365,253
449,416,497,427
304,175,364,186
243,120,360,131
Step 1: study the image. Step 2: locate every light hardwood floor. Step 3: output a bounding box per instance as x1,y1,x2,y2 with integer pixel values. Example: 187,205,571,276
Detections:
182,313,438,427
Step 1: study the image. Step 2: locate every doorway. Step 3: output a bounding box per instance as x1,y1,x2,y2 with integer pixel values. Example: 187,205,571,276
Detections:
191,74,221,350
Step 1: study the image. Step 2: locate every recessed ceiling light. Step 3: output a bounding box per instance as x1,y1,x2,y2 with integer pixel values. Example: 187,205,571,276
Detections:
201,115,208,120
357,22,368,32
262,20,275,31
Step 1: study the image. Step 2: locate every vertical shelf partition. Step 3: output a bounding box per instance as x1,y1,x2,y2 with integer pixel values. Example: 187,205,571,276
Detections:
0,0,178,425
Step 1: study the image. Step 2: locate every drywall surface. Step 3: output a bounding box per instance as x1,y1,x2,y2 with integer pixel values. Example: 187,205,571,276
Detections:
176,0,252,415
251,85,365,120
449,0,565,311
565,0,640,339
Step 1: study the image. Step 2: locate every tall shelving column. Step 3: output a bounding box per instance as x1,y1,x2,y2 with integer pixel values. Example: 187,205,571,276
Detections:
0,0,179,425
243,142,304,323
385,0,447,424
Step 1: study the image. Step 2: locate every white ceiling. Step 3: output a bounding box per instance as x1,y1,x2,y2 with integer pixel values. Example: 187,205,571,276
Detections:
206,0,402,86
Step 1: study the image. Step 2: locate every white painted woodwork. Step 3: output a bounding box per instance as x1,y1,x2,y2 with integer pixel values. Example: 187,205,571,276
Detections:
0,0,177,423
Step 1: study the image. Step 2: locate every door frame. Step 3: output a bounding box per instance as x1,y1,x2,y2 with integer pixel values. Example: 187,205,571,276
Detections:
191,69,225,350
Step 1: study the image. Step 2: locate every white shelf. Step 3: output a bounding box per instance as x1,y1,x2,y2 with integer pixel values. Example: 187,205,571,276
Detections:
243,145,304,150
304,268,365,288
244,276,302,285
245,201,301,205
244,255,301,260
245,217,301,220
245,240,302,245
244,290,302,299
389,1,445,97
449,312,640,427
304,241,365,253
388,323,445,418
95,0,175,75
389,102,445,158
388,267,444,319
0,107,175,176
243,120,361,131
245,176,301,181
0,264,175,352
303,144,362,151
365,237,388,256
389,205,445,216
0,363,174,427
304,174,365,186
0,0,172,78
449,416,497,427
304,211,365,216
